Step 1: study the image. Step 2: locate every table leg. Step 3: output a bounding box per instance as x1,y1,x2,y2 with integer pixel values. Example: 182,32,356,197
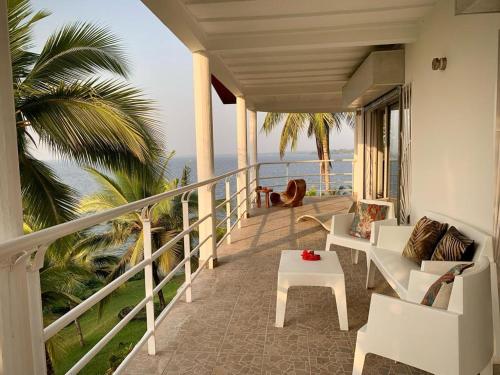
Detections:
265,192,271,208
256,192,261,208
275,279,288,327
331,279,348,331
351,249,359,264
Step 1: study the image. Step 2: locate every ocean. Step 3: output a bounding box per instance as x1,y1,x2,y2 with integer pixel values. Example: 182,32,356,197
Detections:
47,150,354,199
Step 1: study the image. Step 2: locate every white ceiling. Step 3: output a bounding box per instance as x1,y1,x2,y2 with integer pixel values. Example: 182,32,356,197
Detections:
142,0,437,112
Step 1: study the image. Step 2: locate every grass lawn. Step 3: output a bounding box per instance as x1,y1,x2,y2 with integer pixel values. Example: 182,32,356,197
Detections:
53,275,184,375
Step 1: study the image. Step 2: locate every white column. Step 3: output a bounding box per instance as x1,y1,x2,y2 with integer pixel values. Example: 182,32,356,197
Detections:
236,96,248,227
0,0,37,373
248,109,258,196
193,51,216,268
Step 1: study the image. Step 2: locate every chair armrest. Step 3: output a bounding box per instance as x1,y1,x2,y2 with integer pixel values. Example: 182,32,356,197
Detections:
406,270,442,303
376,225,414,253
366,293,459,343
330,213,354,235
369,218,398,245
420,260,474,275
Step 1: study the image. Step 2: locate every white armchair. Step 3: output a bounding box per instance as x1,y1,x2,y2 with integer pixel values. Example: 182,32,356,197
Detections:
325,199,396,288
353,256,494,375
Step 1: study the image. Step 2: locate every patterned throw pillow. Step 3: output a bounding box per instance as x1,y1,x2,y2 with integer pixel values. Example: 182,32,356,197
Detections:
421,263,474,309
402,217,448,265
431,226,475,261
349,202,389,239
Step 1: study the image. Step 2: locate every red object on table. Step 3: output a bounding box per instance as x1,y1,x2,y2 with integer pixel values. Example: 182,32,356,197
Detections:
301,249,321,261
255,186,273,208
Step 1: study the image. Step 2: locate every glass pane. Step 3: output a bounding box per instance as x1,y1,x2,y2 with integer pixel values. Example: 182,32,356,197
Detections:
388,107,400,199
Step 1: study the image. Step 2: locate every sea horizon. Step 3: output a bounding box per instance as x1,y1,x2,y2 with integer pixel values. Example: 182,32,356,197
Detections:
48,150,354,199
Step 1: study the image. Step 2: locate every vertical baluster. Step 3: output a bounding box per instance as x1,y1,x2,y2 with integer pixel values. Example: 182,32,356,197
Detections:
286,162,290,184
27,246,49,375
182,193,192,303
226,178,231,244
255,164,260,190
141,207,156,355
319,162,323,197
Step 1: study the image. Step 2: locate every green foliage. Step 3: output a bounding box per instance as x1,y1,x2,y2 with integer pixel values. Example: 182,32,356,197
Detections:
79,158,190,315
53,277,183,374
261,112,355,159
8,0,162,229
306,186,317,196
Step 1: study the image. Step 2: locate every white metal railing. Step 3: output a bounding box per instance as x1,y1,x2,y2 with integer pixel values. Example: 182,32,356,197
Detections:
257,159,354,196
0,158,351,374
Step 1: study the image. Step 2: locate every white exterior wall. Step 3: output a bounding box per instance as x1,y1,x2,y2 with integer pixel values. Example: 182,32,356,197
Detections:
406,0,500,232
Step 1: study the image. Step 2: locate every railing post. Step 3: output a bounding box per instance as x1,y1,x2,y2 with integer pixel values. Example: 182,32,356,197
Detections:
286,162,290,183
26,246,49,375
182,194,192,303
141,208,156,356
255,164,260,189
210,184,217,267
225,178,231,244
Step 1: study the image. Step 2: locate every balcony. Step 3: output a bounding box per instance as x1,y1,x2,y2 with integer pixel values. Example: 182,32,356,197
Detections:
123,195,426,375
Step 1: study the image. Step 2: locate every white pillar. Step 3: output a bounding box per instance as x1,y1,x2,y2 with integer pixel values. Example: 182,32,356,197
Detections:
236,96,248,227
0,0,38,373
193,51,216,268
248,110,258,196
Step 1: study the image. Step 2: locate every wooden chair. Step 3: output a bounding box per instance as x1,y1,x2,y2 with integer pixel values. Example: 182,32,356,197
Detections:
270,179,306,207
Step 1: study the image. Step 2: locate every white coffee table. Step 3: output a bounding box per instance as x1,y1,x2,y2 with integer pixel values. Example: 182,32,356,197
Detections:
275,250,348,330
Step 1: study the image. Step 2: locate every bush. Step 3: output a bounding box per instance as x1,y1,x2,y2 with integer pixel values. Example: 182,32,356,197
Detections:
306,186,317,196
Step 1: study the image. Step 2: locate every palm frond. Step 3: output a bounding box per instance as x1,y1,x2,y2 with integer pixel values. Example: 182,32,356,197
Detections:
8,0,50,82
25,22,129,87
18,79,163,175
20,153,78,229
279,113,309,158
332,112,356,131
261,112,285,134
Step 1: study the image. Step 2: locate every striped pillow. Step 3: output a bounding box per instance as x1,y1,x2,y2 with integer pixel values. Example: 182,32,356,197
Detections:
421,263,474,309
431,226,474,261
402,217,448,265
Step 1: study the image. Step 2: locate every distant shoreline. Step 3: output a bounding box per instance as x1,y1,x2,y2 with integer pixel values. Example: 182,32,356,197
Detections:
39,149,355,162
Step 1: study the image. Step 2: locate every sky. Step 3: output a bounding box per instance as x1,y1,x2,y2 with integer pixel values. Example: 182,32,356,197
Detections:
29,0,353,159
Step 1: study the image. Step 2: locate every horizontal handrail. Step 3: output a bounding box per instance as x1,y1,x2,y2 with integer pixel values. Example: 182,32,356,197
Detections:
67,295,150,374
258,159,353,166
0,165,256,260
259,172,352,180
44,256,149,340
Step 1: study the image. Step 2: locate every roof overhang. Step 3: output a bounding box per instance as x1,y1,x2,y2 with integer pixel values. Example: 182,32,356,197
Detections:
142,0,437,112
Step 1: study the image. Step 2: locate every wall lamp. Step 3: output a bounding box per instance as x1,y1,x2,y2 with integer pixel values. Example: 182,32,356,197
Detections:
432,57,447,71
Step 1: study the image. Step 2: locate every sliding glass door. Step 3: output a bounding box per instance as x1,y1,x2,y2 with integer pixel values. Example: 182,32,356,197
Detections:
362,90,402,220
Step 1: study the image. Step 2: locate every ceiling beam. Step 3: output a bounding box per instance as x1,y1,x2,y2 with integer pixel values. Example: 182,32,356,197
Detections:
206,23,418,53
243,82,346,96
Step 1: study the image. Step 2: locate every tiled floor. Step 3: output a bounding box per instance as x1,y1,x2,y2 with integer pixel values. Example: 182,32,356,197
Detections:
124,196,500,375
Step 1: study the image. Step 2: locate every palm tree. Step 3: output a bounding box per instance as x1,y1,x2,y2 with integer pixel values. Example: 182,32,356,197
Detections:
9,0,162,229
262,112,355,192
79,156,188,310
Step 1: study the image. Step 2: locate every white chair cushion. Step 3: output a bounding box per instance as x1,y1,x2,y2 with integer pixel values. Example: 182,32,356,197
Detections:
371,247,420,298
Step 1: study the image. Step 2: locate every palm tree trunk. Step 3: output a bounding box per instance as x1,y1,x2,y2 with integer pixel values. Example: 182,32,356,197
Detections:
321,136,331,193
152,261,166,309
74,318,85,347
